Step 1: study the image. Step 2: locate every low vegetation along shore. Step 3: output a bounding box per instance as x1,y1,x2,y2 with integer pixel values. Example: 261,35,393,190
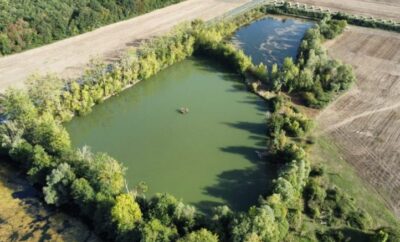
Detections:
0,2,399,242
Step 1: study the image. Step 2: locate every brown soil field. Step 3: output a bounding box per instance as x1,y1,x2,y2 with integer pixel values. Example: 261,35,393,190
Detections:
0,161,99,242
0,0,250,92
317,26,400,218
291,0,400,22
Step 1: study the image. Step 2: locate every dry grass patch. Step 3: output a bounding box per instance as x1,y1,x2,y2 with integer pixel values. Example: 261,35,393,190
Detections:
0,162,99,242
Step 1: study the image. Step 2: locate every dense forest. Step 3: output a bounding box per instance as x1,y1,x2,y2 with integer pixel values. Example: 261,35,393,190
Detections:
0,0,183,55
0,2,399,242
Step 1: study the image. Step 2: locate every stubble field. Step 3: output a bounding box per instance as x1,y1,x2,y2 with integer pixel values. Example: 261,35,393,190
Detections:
292,0,400,22
318,26,400,217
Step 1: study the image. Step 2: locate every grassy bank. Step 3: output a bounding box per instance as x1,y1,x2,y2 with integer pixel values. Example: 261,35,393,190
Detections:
310,134,399,228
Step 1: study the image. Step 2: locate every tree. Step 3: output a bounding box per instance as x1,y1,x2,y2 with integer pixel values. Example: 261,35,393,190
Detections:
297,68,314,90
136,219,178,242
43,163,76,206
281,57,299,92
0,120,24,152
25,74,65,115
177,229,219,242
1,89,38,127
172,202,197,234
270,64,281,91
71,177,95,217
147,193,179,226
231,206,280,242
211,205,233,241
27,112,71,156
73,147,126,196
273,178,296,203
111,194,142,234
27,145,54,184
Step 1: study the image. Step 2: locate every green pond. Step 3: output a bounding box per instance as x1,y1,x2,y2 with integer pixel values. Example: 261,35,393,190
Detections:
66,17,312,213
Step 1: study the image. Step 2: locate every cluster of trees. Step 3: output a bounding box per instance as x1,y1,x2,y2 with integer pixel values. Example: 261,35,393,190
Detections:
304,166,373,229
0,0,183,55
306,167,400,241
267,100,313,138
295,20,355,107
246,14,353,108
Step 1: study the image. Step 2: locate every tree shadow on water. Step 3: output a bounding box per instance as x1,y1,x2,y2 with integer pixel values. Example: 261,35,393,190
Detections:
224,121,266,137
193,120,280,215
194,159,279,215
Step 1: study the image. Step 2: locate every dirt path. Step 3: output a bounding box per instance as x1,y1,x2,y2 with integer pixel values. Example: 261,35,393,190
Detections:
322,101,400,133
290,0,400,22
317,26,400,218
0,0,251,92
0,162,99,242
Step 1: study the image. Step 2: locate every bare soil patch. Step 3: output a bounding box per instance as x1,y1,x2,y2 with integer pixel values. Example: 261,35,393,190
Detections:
0,0,250,92
0,162,99,242
291,0,400,22
317,26,400,218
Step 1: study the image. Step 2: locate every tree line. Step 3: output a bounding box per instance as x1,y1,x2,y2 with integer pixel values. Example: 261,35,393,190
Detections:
0,4,399,242
0,0,184,55
265,2,400,33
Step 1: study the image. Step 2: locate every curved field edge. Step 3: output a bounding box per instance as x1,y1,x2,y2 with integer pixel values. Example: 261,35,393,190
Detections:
0,2,398,242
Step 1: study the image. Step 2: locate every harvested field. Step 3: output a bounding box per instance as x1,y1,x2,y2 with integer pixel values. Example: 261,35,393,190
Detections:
0,162,99,242
318,26,400,217
0,0,250,92
291,0,400,22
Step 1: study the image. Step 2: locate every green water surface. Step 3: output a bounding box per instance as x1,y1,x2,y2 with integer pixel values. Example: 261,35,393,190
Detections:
66,58,274,212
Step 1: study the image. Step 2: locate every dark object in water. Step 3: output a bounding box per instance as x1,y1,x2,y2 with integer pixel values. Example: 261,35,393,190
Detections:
179,107,189,114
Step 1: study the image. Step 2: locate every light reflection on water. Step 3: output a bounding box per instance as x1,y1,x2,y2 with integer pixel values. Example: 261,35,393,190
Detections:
232,17,314,67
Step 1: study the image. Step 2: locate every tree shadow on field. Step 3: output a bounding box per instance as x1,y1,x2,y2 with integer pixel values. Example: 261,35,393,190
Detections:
0,158,97,242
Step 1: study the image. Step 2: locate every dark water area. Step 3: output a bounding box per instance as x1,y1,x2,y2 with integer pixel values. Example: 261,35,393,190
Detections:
232,16,314,67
